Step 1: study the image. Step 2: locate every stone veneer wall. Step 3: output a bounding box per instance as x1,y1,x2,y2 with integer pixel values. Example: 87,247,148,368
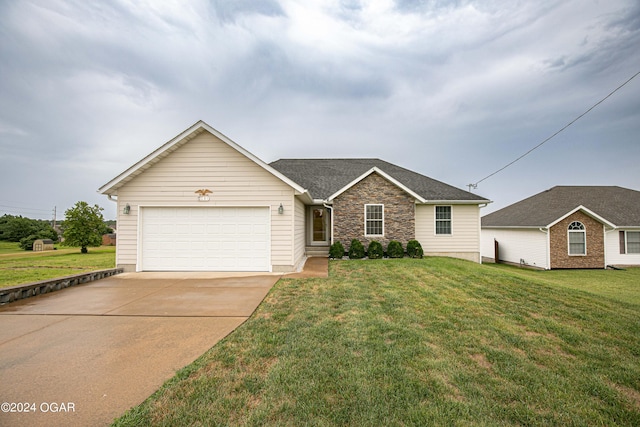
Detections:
333,173,415,250
549,210,605,269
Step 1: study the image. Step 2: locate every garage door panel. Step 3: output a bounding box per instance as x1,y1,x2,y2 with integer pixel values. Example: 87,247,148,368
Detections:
141,207,270,272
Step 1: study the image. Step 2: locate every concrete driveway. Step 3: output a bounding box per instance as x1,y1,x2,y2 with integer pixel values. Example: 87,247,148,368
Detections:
0,272,282,427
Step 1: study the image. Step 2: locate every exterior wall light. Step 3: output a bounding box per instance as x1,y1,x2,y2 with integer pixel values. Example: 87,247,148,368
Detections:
278,203,284,214
123,204,131,215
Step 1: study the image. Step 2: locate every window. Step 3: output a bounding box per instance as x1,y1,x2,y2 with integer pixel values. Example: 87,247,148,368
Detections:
435,206,451,235
568,221,586,255
365,204,384,236
626,231,640,254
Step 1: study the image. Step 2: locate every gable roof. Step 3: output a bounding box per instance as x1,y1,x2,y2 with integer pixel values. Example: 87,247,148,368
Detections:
482,186,640,228
269,158,489,203
98,120,308,198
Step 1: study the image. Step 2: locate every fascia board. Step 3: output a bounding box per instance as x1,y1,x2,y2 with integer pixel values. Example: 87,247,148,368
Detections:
481,225,545,229
327,167,426,203
546,205,617,229
98,120,308,197
418,200,492,205
98,122,205,194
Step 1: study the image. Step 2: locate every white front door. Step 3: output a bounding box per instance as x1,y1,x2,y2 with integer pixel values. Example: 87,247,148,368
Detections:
309,207,330,245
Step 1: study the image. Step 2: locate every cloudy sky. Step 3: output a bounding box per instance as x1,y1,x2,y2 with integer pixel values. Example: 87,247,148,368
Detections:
1,0,639,221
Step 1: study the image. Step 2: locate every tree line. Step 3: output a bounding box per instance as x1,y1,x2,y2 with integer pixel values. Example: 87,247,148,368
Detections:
0,201,112,253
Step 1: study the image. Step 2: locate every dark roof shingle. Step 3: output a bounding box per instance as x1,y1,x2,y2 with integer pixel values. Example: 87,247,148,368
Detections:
482,186,640,227
269,158,488,202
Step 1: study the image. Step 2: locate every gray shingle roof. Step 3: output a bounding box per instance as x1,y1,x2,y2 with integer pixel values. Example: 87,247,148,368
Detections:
482,186,640,228
269,158,488,202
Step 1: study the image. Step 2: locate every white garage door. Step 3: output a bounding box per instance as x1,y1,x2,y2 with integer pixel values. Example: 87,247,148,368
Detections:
140,207,270,272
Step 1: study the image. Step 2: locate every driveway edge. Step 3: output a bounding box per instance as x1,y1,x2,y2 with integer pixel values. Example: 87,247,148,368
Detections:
0,268,124,305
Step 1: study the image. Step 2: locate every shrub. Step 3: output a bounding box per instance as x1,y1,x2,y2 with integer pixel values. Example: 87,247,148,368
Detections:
387,240,404,258
348,239,365,259
407,240,424,259
367,240,384,259
329,241,345,259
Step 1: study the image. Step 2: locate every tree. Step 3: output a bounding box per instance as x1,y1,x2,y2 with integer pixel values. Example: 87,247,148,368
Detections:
61,202,107,253
0,214,58,243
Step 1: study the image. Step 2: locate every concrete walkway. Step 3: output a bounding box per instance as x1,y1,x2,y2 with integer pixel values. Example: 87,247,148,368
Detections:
0,272,283,426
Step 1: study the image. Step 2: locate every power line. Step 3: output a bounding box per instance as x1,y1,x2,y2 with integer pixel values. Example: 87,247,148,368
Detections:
468,70,640,191
0,204,52,214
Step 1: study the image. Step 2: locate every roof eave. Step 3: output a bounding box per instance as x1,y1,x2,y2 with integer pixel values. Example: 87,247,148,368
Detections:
98,120,307,196
419,199,492,205
546,205,617,229
326,167,427,203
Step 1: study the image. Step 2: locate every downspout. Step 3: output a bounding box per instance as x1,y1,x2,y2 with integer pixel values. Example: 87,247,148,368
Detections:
323,203,334,245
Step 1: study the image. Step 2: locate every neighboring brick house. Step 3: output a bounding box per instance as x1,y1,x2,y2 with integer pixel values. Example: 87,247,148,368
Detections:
481,186,640,269
99,121,490,273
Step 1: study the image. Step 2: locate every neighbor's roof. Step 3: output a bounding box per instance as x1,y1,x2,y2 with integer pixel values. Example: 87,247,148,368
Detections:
482,186,640,228
269,158,489,203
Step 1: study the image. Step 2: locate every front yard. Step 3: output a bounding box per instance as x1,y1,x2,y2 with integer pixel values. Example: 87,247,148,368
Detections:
0,242,116,287
114,258,640,426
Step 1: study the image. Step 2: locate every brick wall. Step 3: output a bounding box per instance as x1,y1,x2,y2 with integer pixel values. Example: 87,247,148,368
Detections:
333,172,415,250
549,211,605,269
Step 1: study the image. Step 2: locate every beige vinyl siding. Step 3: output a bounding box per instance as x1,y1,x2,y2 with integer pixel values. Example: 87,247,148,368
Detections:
415,204,481,263
115,131,296,271
293,197,306,267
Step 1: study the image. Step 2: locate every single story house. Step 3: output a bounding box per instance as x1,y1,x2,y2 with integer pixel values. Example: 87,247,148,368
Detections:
99,121,490,272
481,186,640,269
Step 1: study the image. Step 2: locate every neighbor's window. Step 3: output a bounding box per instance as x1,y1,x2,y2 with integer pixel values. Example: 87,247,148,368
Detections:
627,231,640,254
435,206,452,235
568,221,586,255
365,204,384,236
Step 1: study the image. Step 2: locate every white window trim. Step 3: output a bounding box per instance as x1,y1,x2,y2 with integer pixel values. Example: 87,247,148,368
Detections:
434,205,452,236
567,221,586,256
626,231,640,254
364,204,384,237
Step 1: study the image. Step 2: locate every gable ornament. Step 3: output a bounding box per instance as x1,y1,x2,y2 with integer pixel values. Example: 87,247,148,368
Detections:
195,189,212,201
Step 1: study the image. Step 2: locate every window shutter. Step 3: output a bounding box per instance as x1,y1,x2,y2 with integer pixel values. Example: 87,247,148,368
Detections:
620,231,626,254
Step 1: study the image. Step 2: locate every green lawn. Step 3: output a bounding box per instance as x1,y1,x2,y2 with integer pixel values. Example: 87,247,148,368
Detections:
0,242,116,287
113,258,640,426
484,263,640,306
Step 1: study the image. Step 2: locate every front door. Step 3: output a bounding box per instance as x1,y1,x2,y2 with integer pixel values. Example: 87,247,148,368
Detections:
310,207,330,245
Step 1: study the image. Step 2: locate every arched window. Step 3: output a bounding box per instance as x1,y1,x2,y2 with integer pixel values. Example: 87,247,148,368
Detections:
568,221,586,255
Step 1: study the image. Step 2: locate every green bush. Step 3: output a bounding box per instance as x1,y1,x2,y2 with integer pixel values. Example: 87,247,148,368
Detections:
367,241,384,259
348,239,365,259
406,240,424,259
329,241,345,259
387,240,404,258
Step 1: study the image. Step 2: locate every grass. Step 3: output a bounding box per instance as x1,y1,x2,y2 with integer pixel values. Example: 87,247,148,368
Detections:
484,262,640,305
113,258,640,426
0,241,116,287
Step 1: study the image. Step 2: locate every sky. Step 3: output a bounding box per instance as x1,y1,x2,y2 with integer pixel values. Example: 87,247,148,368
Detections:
1,0,639,221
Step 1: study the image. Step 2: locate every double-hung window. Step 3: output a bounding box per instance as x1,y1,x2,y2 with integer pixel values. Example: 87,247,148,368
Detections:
435,206,452,235
568,221,586,255
365,204,384,236
625,231,640,254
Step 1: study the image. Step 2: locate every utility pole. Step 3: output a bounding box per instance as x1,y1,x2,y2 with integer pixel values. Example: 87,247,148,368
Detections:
52,206,57,229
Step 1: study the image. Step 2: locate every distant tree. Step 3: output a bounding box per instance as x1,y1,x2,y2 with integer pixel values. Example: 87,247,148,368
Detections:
0,214,58,243
61,202,108,253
